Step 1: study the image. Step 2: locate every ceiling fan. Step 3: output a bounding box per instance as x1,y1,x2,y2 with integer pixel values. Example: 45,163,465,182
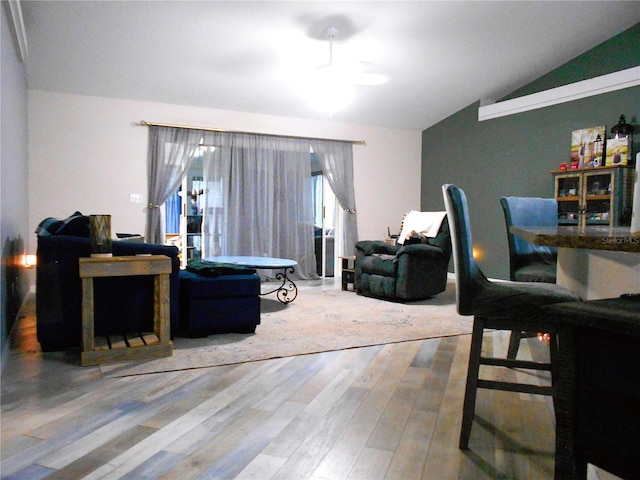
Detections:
301,26,390,114
318,26,390,87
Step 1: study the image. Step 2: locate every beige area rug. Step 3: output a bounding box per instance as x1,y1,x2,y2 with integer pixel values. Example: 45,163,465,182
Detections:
99,279,472,378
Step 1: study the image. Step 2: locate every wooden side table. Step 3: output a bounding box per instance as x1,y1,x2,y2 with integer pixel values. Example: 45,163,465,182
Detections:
340,256,356,291
79,255,173,366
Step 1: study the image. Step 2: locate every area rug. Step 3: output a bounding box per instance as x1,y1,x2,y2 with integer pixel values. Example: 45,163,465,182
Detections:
99,279,471,378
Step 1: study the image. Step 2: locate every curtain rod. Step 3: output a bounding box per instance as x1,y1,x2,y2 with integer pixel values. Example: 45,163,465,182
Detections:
136,120,366,146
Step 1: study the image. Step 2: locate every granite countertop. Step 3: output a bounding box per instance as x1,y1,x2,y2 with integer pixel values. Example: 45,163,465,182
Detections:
510,225,640,252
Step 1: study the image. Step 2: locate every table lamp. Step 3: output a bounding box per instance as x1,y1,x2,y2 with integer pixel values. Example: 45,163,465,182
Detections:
90,214,113,257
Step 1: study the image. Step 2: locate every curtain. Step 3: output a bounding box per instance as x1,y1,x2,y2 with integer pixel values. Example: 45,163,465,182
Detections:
146,126,202,243
201,132,318,279
310,140,358,256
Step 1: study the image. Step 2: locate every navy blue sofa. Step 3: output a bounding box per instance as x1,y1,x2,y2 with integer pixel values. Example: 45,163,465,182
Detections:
36,234,180,352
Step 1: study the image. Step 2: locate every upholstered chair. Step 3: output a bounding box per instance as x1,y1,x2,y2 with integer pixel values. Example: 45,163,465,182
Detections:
354,212,451,301
442,184,580,449
500,196,558,283
500,196,559,359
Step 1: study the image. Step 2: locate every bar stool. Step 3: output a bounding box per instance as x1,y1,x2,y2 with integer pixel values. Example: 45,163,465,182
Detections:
442,184,580,449
500,196,559,359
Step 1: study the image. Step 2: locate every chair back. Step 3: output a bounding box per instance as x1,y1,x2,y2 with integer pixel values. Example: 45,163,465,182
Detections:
442,184,487,315
499,197,558,281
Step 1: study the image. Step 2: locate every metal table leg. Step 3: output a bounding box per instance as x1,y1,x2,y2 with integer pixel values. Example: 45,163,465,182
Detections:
260,266,298,304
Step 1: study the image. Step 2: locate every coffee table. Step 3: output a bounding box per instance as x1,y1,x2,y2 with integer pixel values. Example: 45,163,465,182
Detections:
203,256,298,304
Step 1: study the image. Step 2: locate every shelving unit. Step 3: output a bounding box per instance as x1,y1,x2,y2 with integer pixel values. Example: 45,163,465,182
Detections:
186,213,202,262
340,256,356,291
552,165,634,227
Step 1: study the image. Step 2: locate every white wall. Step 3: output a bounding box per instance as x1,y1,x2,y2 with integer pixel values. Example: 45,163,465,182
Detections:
2,3,30,371
28,90,421,255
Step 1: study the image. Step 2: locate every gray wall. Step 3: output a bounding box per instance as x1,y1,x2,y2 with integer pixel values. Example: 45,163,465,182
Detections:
1,3,30,371
421,23,640,280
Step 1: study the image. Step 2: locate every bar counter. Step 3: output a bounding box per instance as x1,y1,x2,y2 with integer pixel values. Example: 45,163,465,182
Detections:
510,226,640,299
510,225,640,252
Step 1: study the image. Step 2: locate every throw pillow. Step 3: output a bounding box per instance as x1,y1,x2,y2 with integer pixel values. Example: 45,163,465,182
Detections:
35,211,90,237
34,217,64,236
57,211,90,237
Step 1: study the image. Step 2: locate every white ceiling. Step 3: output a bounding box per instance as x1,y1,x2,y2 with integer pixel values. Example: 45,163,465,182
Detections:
20,1,640,131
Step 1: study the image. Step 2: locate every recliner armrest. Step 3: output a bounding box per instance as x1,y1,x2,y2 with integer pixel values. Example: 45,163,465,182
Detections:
355,240,399,256
397,243,447,260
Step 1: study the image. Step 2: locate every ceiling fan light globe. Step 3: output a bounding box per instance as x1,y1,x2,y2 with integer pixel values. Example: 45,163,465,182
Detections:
356,72,391,86
305,78,354,113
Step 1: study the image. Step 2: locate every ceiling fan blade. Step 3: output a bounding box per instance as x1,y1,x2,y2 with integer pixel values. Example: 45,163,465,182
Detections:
355,72,391,86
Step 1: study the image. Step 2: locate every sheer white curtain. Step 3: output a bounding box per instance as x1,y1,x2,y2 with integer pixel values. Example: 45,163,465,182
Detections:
310,140,358,256
146,126,202,243
201,132,318,279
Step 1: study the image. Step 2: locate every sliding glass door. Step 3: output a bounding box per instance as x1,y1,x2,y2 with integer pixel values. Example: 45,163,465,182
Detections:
164,157,205,267
311,156,339,277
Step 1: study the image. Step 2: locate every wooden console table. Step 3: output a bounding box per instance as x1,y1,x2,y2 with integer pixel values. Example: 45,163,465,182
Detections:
79,255,172,366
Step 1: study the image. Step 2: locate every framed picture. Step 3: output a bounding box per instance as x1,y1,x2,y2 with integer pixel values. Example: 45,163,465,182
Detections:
571,126,606,168
605,136,631,166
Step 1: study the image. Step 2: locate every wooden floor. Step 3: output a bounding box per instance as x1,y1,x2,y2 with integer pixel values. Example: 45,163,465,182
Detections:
0,281,614,480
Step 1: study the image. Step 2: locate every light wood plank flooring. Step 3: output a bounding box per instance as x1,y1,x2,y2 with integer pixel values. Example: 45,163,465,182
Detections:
0,281,615,479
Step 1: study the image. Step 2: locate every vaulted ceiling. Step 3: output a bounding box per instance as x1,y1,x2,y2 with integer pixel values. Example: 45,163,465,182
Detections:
20,1,640,130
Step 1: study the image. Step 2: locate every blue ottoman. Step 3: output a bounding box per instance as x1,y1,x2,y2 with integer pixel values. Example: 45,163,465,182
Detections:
179,270,261,337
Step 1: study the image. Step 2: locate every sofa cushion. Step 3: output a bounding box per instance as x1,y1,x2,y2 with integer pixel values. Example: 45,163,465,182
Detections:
360,254,397,277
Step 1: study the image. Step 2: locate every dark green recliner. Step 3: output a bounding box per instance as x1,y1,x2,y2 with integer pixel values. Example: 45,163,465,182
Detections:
354,216,451,301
